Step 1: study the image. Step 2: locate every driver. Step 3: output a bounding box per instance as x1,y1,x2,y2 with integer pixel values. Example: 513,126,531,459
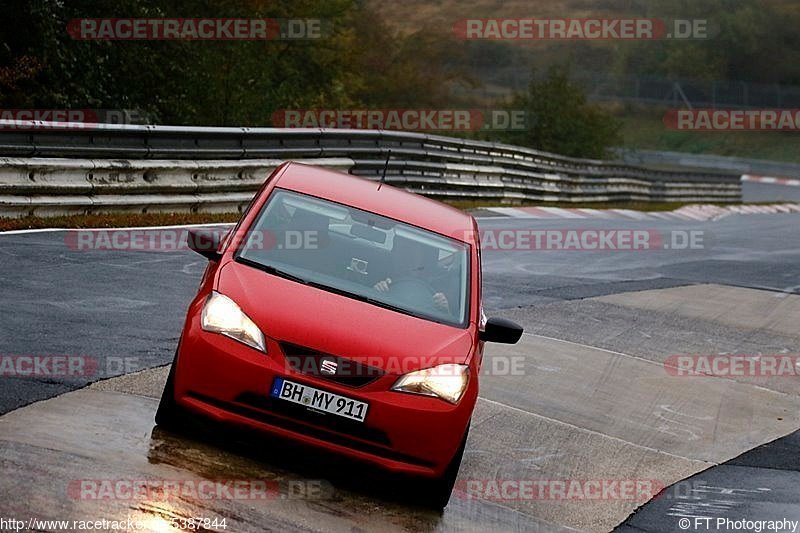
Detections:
373,235,460,315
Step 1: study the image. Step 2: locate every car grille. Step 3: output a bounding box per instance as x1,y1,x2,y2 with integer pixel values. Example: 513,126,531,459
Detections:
279,342,385,388
236,392,390,445
187,392,434,468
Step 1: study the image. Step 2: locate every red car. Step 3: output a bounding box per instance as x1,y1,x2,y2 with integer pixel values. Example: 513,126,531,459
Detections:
156,162,522,508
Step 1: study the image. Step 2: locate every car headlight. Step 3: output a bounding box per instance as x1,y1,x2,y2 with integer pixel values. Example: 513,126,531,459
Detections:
201,291,266,352
390,364,469,404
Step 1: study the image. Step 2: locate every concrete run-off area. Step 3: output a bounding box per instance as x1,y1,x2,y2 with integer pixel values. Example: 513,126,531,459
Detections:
2,283,799,532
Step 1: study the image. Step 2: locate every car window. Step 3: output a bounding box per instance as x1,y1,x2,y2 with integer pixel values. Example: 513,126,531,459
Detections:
236,188,470,327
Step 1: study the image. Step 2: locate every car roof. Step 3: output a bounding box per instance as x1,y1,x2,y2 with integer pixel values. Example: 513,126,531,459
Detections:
273,162,476,242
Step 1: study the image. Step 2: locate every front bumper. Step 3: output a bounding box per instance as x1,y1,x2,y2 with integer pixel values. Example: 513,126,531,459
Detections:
173,317,476,478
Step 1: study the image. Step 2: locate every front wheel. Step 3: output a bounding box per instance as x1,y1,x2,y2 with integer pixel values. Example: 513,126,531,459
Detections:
154,350,183,429
421,424,470,510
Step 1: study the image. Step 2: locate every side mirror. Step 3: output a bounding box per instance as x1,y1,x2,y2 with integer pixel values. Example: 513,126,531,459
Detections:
187,227,222,261
479,317,523,344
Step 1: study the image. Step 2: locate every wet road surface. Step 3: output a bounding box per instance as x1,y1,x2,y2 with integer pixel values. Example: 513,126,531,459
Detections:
1,211,799,531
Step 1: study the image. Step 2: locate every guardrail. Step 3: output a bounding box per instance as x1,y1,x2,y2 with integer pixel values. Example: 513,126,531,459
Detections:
615,148,800,179
0,120,741,217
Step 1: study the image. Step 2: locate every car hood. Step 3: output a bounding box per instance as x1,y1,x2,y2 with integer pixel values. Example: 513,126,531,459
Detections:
216,261,475,375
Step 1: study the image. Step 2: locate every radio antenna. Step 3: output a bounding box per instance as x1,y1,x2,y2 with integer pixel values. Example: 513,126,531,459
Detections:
378,150,391,190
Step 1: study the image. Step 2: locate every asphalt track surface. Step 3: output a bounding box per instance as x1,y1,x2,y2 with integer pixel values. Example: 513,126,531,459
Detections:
1,212,798,415
744,181,800,203
617,430,800,533
1,206,799,532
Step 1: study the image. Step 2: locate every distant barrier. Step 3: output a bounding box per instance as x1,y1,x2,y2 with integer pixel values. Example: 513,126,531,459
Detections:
0,121,741,217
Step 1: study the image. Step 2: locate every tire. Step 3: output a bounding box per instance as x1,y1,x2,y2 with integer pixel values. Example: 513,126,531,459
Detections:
422,424,470,510
154,350,183,429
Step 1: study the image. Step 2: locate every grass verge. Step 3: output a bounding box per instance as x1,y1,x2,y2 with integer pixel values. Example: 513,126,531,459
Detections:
0,212,240,232
0,200,754,231
617,107,800,164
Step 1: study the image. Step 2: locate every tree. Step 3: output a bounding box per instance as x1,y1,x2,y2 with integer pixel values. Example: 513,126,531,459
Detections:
499,66,621,159
0,0,464,126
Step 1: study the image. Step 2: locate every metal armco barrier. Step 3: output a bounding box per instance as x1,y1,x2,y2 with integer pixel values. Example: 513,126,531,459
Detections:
0,120,741,217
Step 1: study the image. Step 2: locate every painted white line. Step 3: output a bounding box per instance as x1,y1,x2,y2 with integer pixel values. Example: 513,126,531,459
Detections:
67,223,235,232
521,331,665,369
0,222,234,236
0,228,70,235
478,397,702,462
519,330,796,398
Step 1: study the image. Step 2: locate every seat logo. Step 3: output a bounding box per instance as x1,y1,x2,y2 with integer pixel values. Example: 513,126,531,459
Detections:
320,358,338,375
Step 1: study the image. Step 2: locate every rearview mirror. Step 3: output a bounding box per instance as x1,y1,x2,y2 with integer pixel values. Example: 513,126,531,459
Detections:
187,227,222,261
479,317,523,344
350,222,387,243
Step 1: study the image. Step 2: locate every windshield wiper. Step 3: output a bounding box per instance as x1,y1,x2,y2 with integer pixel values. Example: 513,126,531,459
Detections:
309,283,413,316
237,257,426,321
237,257,311,285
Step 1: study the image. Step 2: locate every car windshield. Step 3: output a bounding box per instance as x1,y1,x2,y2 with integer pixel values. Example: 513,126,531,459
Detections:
236,188,469,327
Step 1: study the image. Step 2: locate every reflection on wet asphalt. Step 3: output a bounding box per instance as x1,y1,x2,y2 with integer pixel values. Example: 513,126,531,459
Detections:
0,389,563,533
4,281,800,531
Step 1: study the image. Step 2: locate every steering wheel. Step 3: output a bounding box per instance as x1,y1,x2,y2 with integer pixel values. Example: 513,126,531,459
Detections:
388,278,439,312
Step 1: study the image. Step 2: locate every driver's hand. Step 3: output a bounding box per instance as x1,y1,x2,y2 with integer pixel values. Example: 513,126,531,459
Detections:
433,292,449,312
374,278,392,292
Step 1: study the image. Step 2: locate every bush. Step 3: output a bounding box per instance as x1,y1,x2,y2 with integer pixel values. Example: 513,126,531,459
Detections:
500,66,621,159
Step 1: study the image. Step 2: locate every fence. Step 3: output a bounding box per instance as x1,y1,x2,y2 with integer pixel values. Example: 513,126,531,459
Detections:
459,70,800,110
0,120,741,217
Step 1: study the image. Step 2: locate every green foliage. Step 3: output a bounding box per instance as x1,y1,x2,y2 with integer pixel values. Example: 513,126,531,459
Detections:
498,67,621,159
0,0,466,126
608,0,800,83
4,0,794,163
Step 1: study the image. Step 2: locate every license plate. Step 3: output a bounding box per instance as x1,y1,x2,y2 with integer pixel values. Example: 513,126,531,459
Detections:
270,377,369,423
